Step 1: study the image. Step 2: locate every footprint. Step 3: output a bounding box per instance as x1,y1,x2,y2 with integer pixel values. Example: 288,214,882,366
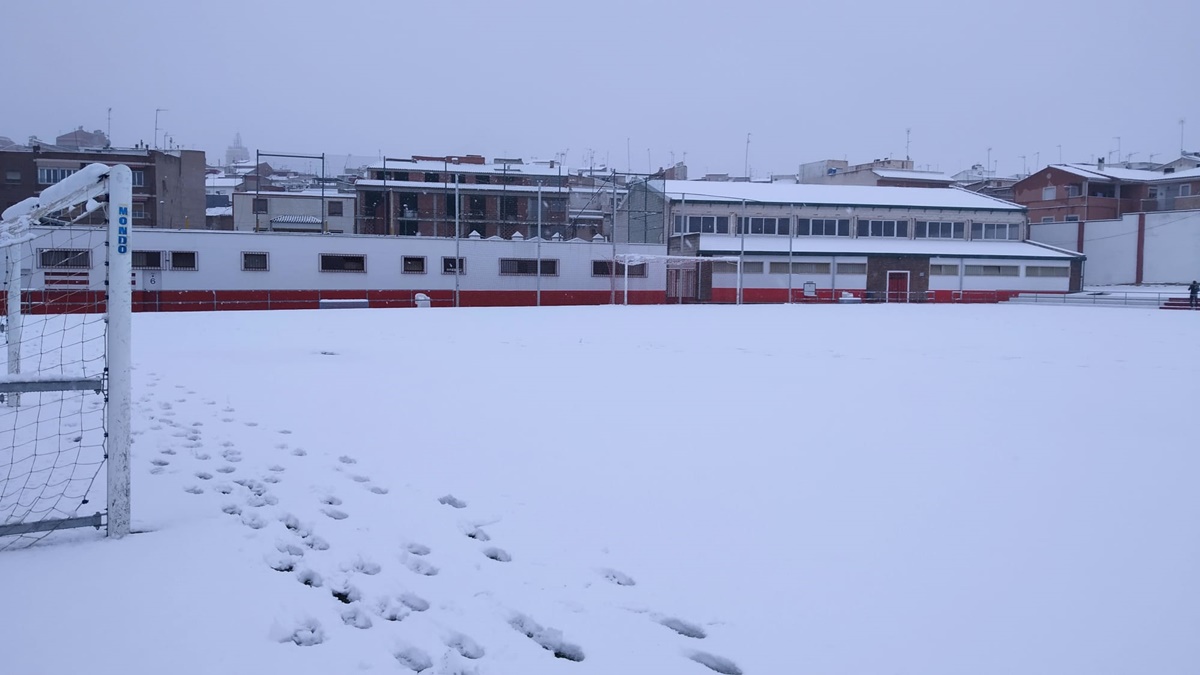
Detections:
303,535,330,551
277,541,305,557
160,448,177,455
244,421,258,427
221,503,242,516
375,596,410,622
216,465,236,474
509,613,585,662
659,617,706,639
405,542,431,556
344,557,381,575
338,455,357,464
150,458,169,467
241,512,267,530
340,606,372,629
320,495,343,506
464,526,490,542
220,440,235,448
601,568,636,587
291,448,307,457
349,475,370,483
393,646,432,672
221,418,234,423
215,484,234,495
438,494,467,509
273,618,325,646
268,555,296,573
689,652,742,675
248,493,279,507
195,471,212,482
404,557,439,577
263,475,281,484
368,485,389,495
184,485,204,495
280,514,311,537
149,467,165,475
296,568,323,588
321,508,349,521
483,547,511,563
444,632,485,660
399,593,429,612
330,581,362,604
194,452,211,460
268,464,285,472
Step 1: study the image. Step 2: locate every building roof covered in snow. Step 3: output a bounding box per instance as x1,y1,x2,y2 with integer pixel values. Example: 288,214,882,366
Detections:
655,180,1024,212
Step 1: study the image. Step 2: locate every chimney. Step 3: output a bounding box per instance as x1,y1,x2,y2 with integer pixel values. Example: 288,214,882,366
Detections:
1097,157,1105,171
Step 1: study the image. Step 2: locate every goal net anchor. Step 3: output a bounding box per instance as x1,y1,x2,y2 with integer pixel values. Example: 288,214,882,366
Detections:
0,163,132,545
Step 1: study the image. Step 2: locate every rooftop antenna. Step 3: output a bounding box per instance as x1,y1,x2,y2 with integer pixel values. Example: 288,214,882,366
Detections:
106,107,112,143
153,108,167,149
1057,144,1063,163
905,127,911,161
1019,154,1027,175
1181,118,1187,154
744,133,751,178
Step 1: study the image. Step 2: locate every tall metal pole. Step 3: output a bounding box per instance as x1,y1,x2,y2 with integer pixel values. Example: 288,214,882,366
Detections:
787,211,793,304
5,246,21,408
610,172,617,305
106,164,134,539
454,176,460,307
536,184,542,307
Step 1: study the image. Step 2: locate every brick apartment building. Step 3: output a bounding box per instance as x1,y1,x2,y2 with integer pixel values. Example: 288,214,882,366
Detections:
1,138,206,229
1013,158,1200,223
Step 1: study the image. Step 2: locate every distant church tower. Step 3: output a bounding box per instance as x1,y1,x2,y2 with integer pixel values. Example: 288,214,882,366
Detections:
225,133,250,167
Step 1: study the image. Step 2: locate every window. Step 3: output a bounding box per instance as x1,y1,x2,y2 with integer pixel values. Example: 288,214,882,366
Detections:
499,258,557,275
592,261,647,277
736,217,790,235
474,175,491,184
445,194,458,217
5,170,20,184
132,204,146,220
424,172,440,183
500,196,519,220
320,254,366,272
402,256,426,274
964,265,1019,277
252,198,268,214
327,200,344,217
132,250,162,269
1042,186,1057,200
915,221,965,239
1065,215,1080,222
973,223,1021,240
1181,184,1193,197
1147,187,1159,199
38,248,90,269
796,218,850,236
242,252,269,271
676,215,729,234
836,262,867,275
767,261,830,274
711,261,738,274
1066,184,1081,197
131,170,145,187
170,251,197,271
1040,217,1055,223
1025,266,1070,277
858,219,909,238
37,167,77,184
442,257,465,274
740,262,764,274
929,264,959,276
468,195,486,217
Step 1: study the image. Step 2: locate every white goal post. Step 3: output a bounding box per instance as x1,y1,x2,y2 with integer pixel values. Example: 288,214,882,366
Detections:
614,253,742,305
0,163,132,544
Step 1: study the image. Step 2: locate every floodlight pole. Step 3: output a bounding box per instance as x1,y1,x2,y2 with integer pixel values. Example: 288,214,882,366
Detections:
536,184,542,307
106,165,133,539
5,246,21,407
454,177,460,307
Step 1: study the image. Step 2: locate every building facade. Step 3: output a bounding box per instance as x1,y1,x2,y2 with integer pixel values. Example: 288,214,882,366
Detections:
1013,162,1200,223
0,143,206,229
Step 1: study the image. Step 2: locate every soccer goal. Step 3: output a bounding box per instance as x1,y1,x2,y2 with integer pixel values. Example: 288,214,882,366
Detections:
615,253,742,305
0,164,132,550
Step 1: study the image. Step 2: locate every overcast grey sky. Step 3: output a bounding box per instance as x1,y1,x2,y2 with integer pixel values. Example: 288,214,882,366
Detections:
6,0,1198,177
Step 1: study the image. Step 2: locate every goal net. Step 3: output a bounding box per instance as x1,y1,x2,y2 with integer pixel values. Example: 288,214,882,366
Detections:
0,164,132,550
615,254,742,304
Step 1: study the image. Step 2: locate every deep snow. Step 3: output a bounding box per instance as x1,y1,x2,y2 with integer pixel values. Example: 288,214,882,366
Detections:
1,303,1198,675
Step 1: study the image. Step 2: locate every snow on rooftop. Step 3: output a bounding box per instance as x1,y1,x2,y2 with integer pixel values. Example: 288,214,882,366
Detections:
658,180,1024,211
369,158,568,177
696,234,1080,259
871,169,955,182
0,305,1195,674
205,206,232,217
1051,163,1200,183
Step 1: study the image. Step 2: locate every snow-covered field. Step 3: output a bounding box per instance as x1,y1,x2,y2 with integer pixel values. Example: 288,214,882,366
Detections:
1,304,1198,675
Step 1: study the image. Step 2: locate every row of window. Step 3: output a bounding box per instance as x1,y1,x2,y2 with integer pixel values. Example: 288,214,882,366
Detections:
252,198,345,217
715,261,1069,277
34,168,145,187
38,248,647,278
370,171,567,187
673,215,1021,240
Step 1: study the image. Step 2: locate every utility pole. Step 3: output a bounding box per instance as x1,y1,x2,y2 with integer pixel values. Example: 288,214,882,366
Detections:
1057,144,1063,164
744,133,751,178
905,128,911,161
